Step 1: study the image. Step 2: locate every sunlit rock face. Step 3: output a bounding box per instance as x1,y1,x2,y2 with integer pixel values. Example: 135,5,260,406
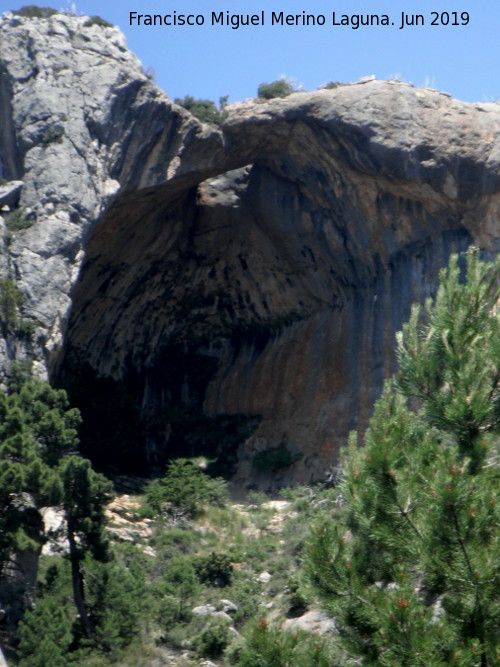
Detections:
2,11,500,486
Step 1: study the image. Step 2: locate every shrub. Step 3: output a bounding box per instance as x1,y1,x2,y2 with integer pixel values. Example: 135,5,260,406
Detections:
257,78,294,100
16,318,36,342
194,551,233,587
195,615,232,659
5,210,33,232
174,95,227,124
235,619,335,666
83,15,113,28
12,6,58,18
205,475,230,507
320,81,344,89
146,458,210,519
142,65,155,81
160,555,200,600
81,557,145,655
0,278,23,336
151,526,198,554
18,597,73,666
146,459,228,520
156,595,184,627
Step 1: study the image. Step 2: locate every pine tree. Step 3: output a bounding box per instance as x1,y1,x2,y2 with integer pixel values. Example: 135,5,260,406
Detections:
60,456,112,641
305,249,500,666
17,596,72,666
0,379,70,632
0,376,112,650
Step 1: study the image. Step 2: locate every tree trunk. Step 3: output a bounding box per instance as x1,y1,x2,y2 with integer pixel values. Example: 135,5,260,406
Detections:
67,521,95,642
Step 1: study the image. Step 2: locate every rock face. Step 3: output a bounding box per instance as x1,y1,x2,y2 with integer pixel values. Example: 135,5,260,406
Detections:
1,11,500,487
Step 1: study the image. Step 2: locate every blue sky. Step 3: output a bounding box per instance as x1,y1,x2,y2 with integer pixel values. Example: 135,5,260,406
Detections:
4,1,500,105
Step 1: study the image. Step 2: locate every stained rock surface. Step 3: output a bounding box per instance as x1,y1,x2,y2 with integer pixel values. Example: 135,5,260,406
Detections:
1,11,500,486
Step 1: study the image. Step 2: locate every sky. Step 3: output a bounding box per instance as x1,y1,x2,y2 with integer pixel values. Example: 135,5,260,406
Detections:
3,0,500,105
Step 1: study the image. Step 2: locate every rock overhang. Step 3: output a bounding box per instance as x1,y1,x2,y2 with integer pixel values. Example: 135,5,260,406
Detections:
1,12,500,484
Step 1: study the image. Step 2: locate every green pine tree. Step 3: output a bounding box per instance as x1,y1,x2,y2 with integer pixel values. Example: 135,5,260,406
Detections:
0,379,71,632
305,249,500,666
0,377,113,651
18,596,73,667
60,456,112,641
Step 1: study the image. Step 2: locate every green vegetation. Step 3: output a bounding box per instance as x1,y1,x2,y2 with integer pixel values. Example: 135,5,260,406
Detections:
3,249,499,666
305,249,500,665
11,6,58,18
232,618,335,666
145,458,228,520
10,6,112,28
0,278,36,342
0,278,24,336
194,551,233,587
320,81,344,90
194,615,232,659
0,376,115,658
174,95,228,124
257,78,295,100
83,15,113,28
4,210,33,232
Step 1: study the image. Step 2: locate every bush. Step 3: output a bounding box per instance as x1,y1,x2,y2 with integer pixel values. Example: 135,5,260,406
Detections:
81,557,145,655
18,597,72,666
320,81,344,90
151,526,198,554
146,458,210,519
257,78,294,100
195,616,232,659
235,619,335,666
0,278,23,336
83,15,113,28
5,210,33,232
156,595,184,628
146,459,228,520
174,95,227,124
160,555,200,600
194,551,233,587
205,475,230,507
12,6,58,18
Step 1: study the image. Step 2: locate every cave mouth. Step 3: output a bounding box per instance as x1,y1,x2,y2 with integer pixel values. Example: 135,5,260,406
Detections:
57,341,261,479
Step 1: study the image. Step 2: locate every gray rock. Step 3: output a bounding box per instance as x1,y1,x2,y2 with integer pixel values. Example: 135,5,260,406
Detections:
191,605,232,622
0,9,198,370
219,598,238,614
0,180,23,208
283,610,337,635
192,604,216,615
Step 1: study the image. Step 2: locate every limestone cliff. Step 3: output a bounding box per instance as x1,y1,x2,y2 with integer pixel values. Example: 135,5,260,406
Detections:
1,10,500,487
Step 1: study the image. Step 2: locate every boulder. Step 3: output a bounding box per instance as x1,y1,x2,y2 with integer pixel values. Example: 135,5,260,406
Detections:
0,180,23,209
283,610,337,635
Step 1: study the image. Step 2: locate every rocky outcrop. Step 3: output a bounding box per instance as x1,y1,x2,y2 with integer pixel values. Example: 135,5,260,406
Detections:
1,10,500,486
